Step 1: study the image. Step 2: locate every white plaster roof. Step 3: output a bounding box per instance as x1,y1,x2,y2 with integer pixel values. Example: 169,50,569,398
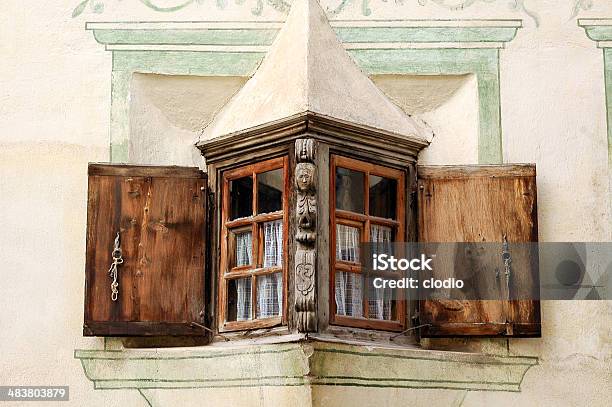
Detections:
199,0,429,142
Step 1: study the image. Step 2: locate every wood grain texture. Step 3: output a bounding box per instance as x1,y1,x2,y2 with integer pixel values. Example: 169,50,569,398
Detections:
84,164,208,337
417,164,540,337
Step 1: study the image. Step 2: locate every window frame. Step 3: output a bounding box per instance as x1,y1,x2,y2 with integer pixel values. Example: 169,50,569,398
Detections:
329,155,406,332
219,156,289,332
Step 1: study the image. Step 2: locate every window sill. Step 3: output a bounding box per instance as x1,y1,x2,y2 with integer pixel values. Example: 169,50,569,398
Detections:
75,337,537,394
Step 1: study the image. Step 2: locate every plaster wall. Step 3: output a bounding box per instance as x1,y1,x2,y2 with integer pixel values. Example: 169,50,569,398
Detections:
0,1,610,406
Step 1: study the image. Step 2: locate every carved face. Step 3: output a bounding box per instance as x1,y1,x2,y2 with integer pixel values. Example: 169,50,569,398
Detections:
295,163,315,191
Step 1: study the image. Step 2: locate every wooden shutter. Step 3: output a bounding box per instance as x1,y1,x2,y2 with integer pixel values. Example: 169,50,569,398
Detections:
417,164,540,337
84,164,209,336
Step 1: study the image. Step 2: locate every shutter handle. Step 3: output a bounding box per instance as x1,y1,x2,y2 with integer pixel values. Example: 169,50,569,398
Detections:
501,235,512,301
108,232,124,301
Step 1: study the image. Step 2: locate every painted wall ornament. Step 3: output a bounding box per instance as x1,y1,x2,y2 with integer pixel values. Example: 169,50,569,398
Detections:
294,138,317,332
72,0,599,24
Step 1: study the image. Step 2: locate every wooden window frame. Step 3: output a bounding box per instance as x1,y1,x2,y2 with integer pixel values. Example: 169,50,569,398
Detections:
219,156,289,332
330,155,406,332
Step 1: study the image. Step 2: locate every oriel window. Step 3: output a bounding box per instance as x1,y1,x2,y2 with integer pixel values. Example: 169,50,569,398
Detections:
220,157,288,331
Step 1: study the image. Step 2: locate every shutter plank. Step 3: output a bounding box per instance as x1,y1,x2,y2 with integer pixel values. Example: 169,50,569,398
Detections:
84,164,208,337
417,164,540,337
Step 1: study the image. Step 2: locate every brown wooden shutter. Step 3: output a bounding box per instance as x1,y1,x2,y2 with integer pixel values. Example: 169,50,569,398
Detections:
84,164,209,336
417,164,540,337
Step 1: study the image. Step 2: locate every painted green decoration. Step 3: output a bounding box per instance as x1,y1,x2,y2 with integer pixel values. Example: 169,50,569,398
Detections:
85,20,520,164
579,19,612,165
71,0,544,21
75,341,537,395
579,18,612,240
72,0,104,17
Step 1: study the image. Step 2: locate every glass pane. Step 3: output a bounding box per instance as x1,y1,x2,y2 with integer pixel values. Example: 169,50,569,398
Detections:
229,176,253,220
336,224,360,263
227,278,252,321
256,273,283,319
234,231,253,267
368,285,396,320
336,167,364,213
334,271,363,317
370,224,394,255
263,220,283,268
257,168,283,214
369,175,397,219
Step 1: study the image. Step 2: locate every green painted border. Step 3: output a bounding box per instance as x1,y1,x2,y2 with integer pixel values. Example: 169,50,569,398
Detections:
578,19,612,235
86,20,522,164
74,341,537,394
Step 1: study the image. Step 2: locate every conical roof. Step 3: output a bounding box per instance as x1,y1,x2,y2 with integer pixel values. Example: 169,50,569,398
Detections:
199,0,428,142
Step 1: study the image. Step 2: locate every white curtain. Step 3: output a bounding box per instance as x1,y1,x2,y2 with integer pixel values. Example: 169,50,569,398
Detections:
336,224,360,262
236,232,252,267
263,220,283,268
235,279,251,321
335,224,362,317
369,225,393,320
335,272,363,317
257,273,283,318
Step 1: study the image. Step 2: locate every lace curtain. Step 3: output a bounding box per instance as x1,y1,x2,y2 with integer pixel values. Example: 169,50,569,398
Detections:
236,232,252,267
234,221,283,320
234,232,253,321
334,224,394,320
235,279,251,321
336,224,360,263
257,273,283,318
263,220,283,268
335,271,363,317
369,224,393,320
258,220,283,318
335,224,362,317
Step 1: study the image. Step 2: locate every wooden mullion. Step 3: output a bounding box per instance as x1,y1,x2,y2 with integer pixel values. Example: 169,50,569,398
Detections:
332,315,404,332
221,316,282,332
224,217,253,229
252,156,285,174
281,155,289,324
251,273,257,320
335,262,362,273
335,209,367,223
368,216,400,228
329,155,338,322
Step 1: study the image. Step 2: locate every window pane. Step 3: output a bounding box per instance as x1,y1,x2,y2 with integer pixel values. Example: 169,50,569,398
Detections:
367,285,396,321
263,220,283,268
256,273,283,318
369,175,397,219
257,169,283,214
234,231,253,267
227,278,251,321
335,271,363,317
336,224,360,263
230,176,253,220
336,167,364,213
370,224,394,255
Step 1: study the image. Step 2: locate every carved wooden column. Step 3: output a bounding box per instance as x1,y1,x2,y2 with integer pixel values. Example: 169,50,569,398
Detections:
294,139,317,332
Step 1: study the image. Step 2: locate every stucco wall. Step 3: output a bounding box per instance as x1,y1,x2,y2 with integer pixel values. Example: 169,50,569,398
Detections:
1,1,611,406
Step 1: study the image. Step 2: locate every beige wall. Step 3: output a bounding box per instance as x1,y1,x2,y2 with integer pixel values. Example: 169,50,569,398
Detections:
0,1,610,406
